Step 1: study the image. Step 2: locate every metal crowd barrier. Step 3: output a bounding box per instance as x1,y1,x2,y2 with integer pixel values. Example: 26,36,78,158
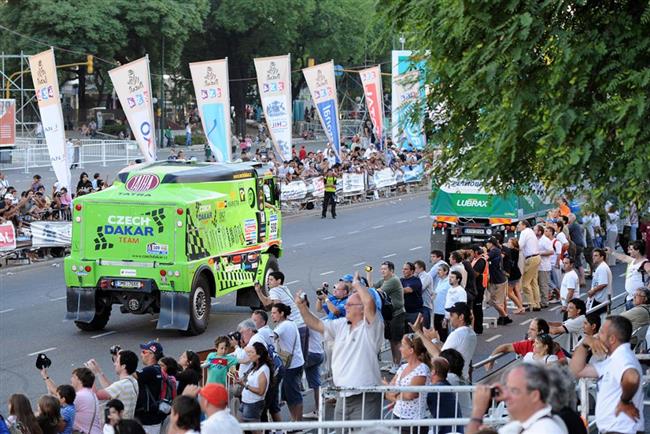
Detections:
240,384,508,434
1,139,140,172
471,291,628,382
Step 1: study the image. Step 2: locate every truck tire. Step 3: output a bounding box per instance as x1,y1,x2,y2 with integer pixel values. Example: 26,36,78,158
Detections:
74,299,111,331
184,274,210,336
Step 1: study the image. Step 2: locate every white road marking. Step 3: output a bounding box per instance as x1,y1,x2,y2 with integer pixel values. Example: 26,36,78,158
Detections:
417,215,428,219
372,225,384,229
320,270,335,276
348,230,360,234
396,220,408,224
382,253,397,258
0,308,15,314
293,242,306,247
50,296,66,301
322,236,336,240
90,331,117,339
485,334,502,343
550,305,561,311
28,347,56,356
353,262,366,267
409,246,423,251
519,319,533,325
285,280,300,286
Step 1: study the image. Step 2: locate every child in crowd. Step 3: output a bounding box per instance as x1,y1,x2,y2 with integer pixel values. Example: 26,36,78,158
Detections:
201,336,238,386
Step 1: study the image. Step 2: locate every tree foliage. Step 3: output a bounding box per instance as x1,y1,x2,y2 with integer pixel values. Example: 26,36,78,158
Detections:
381,0,650,204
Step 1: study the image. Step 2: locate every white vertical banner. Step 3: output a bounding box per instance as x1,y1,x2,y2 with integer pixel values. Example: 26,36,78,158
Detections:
108,56,156,162
391,50,426,150
189,59,232,162
358,65,384,148
303,61,342,162
28,48,71,189
254,55,292,162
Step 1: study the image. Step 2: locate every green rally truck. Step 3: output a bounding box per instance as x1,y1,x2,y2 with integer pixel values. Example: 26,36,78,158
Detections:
65,160,282,335
430,180,553,258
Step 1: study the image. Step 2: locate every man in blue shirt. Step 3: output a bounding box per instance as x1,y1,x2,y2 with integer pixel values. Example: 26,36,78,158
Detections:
401,262,423,325
316,276,350,320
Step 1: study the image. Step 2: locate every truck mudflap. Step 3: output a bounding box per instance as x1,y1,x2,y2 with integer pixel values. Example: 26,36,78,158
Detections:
65,287,96,323
157,291,190,331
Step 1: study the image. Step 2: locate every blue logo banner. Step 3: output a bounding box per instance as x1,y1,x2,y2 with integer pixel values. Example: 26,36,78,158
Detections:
202,103,228,162
317,99,341,163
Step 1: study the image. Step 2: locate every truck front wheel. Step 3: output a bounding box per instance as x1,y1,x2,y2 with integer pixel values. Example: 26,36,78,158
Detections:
74,298,111,331
183,275,210,335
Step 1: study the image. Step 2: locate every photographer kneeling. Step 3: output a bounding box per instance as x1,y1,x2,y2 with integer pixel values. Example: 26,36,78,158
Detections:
316,277,351,320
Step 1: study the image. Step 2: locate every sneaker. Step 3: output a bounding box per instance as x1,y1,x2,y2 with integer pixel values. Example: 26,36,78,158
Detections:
503,316,513,324
303,410,319,419
389,364,399,375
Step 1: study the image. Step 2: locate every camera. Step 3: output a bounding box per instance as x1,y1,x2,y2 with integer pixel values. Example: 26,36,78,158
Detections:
490,386,500,399
104,407,111,424
365,265,373,272
35,353,51,370
109,345,122,356
316,286,329,297
228,331,241,343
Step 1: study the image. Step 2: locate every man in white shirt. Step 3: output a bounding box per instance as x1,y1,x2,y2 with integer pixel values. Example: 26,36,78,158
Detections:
607,241,650,309
549,298,586,351
570,316,644,434
197,384,242,434
415,259,434,327
587,248,612,314
467,364,567,434
294,273,383,422
412,302,476,380
429,249,448,290
254,270,308,360
86,350,139,419
559,256,579,312
517,220,542,310
536,225,553,308
445,271,467,317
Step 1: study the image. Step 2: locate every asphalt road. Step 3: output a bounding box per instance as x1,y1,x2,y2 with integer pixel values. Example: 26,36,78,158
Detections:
0,190,628,407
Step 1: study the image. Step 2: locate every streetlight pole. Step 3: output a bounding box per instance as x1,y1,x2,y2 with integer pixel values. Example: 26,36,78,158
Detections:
159,29,165,148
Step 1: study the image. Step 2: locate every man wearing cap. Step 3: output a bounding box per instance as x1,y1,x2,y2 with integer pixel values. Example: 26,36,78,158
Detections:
135,341,166,434
411,302,477,380
316,277,350,320
197,384,242,434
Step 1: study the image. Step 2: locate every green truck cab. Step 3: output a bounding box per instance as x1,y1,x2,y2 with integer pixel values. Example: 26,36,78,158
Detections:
65,160,282,335
430,180,552,258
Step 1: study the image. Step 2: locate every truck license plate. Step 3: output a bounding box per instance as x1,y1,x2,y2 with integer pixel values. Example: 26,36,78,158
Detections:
464,228,485,235
114,280,142,289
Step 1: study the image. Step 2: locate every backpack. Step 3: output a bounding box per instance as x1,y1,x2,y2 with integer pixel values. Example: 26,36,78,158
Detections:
378,289,393,321
157,370,177,414
267,342,284,376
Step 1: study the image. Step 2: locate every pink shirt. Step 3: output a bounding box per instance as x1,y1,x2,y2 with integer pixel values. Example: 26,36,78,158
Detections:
73,388,102,434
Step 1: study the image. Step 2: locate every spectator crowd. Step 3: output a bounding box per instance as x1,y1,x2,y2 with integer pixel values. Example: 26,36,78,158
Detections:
2,163,649,434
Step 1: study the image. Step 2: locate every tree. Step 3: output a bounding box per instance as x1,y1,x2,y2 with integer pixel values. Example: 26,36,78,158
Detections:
380,0,650,204
0,0,208,120
183,0,380,136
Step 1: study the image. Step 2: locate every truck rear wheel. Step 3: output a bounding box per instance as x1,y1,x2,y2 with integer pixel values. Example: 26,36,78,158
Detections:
183,275,210,336
74,299,111,331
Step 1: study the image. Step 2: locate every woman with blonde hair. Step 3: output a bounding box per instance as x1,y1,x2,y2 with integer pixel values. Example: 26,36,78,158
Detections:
385,334,431,432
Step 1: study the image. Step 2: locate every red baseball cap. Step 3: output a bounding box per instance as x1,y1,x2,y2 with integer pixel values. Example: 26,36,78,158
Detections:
199,383,228,407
